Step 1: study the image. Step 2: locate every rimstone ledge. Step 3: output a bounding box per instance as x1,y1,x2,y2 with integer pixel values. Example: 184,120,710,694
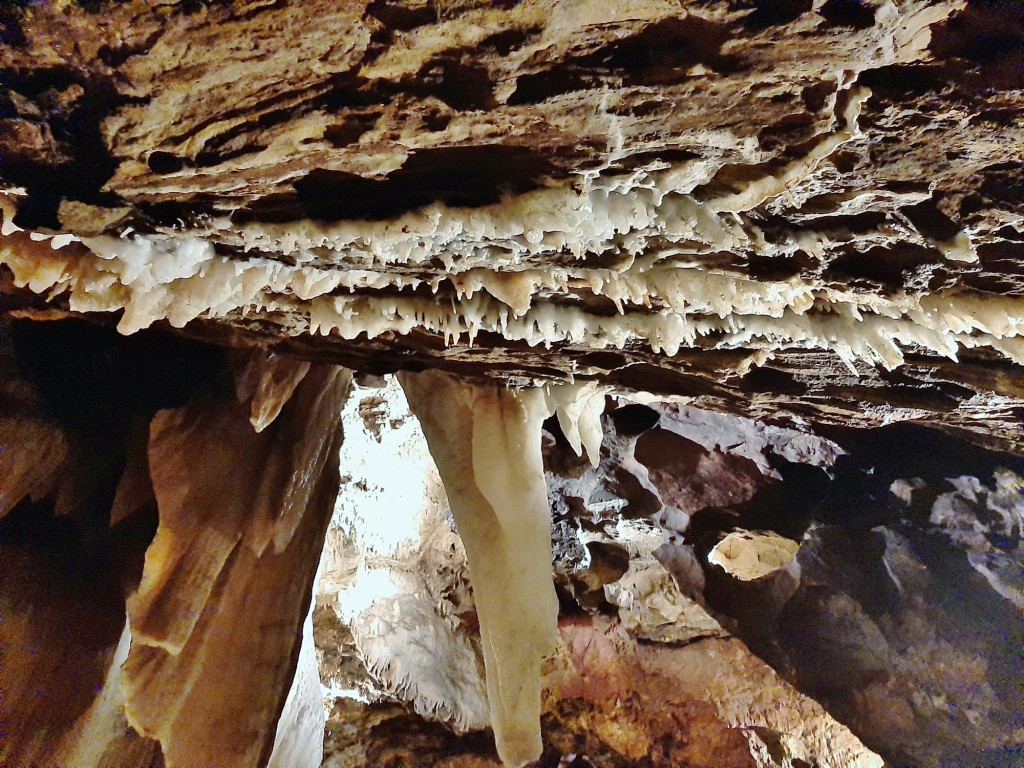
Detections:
0,2,1021,767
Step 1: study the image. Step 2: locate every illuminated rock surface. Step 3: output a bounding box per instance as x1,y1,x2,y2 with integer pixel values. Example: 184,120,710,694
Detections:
1,1,1023,766
1,0,1024,449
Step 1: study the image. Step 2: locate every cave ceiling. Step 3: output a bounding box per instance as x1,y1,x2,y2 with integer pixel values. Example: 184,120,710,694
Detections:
1,0,1023,449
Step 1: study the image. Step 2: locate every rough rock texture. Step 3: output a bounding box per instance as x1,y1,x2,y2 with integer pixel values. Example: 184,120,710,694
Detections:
2,2,1023,766
1,0,1023,453
0,320,350,768
312,379,1022,767
543,617,880,768
697,423,1024,768
313,377,890,767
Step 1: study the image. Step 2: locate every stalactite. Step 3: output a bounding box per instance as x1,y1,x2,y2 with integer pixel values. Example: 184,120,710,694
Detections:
123,363,350,768
399,369,559,768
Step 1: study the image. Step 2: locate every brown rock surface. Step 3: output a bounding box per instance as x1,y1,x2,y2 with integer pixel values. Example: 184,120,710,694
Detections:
123,363,349,767
0,0,1022,450
0,321,350,768
544,615,882,768
1,3,1023,767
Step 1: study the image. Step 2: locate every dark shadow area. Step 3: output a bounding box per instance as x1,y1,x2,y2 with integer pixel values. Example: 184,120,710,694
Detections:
693,422,1024,767
509,15,734,105
237,145,559,223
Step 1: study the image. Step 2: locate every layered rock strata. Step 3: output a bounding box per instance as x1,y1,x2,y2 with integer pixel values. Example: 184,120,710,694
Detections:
0,0,1023,450
0,1,1022,766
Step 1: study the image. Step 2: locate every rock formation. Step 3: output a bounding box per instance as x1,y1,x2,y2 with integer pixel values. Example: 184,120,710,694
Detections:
0,1,1022,766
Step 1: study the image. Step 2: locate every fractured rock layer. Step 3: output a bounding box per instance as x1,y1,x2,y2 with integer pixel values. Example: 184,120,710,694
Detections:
1,1,1023,766
546,616,882,768
0,0,1023,450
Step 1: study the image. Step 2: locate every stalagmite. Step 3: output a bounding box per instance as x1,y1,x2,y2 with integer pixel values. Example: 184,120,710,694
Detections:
399,369,559,767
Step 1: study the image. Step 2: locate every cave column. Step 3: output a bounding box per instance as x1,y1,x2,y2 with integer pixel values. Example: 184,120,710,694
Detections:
122,361,351,768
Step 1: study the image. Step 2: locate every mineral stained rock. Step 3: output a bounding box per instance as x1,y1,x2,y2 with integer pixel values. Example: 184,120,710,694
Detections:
0,322,350,768
545,616,883,768
123,362,350,768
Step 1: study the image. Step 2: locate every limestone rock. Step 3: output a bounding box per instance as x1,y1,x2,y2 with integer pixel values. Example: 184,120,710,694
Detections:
0,321,350,768
701,425,1024,766
1,2,1023,766
0,0,1023,450
708,529,800,582
544,615,883,768
123,363,350,768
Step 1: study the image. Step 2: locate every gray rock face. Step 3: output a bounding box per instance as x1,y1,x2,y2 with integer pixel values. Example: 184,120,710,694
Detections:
699,425,1024,767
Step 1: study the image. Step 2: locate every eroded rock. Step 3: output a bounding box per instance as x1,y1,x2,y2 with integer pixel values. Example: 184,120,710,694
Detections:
1,1,1024,450
0,321,350,768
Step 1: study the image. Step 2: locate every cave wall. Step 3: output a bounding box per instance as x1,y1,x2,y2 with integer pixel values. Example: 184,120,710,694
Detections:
0,316,1020,767
312,375,1023,767
0,1,1022,766
0,320,349,768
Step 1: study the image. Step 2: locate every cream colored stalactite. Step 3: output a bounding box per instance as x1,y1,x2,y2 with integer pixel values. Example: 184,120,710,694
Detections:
399,370,559,768
4,220,1024,372
2,134,1022,374
544,381,607,466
